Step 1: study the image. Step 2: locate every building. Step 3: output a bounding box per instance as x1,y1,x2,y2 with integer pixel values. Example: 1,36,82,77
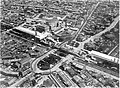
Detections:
14,22,50,40
90,50,119,64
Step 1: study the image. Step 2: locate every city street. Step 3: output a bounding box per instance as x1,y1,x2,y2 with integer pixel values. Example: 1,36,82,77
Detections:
1,0,119,88
83,16,119,43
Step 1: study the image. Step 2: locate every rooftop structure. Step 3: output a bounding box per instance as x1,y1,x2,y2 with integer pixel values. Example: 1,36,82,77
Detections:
14,26,50,40
90,50,119,64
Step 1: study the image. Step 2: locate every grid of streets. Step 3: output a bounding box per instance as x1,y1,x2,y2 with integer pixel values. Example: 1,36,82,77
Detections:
0,0,119,88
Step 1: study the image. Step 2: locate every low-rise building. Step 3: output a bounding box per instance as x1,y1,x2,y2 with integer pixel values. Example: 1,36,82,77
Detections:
90,50,119,64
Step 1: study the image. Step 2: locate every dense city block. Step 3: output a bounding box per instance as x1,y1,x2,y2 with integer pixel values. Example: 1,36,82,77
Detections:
0,0,119,88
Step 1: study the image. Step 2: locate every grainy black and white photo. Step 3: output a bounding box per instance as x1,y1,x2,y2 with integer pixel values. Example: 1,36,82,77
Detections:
0,0,119,88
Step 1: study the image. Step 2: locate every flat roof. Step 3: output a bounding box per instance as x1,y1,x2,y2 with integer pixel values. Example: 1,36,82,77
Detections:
14,26,50,40
90,50,119,64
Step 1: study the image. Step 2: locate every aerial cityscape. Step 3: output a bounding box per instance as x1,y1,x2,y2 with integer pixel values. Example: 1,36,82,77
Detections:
0,0,119,88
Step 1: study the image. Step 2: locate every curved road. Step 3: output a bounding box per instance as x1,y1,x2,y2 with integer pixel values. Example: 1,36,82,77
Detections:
31,51,73,74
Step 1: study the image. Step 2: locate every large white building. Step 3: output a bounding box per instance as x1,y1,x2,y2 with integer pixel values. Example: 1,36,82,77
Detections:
90,50,119,64
14,25,50,40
